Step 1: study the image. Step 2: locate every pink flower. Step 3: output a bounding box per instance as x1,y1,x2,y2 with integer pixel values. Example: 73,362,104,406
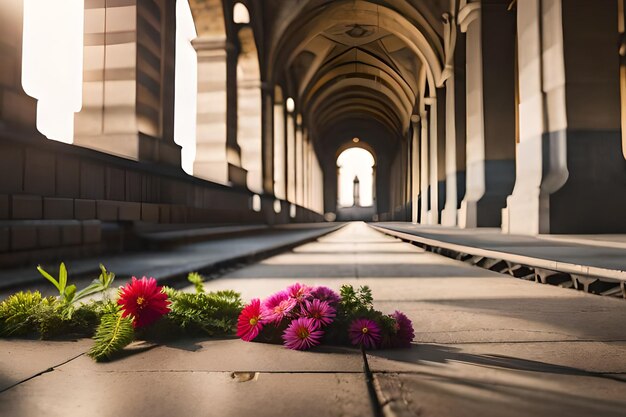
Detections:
117,276,170,328
262,290,297,324
237,299,265,342
348,318,382,349
286,283,313,302
311,286,341,304
304,299,336,327
282,317,324,350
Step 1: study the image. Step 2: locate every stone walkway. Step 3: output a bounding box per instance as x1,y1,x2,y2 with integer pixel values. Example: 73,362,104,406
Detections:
1,222,626,417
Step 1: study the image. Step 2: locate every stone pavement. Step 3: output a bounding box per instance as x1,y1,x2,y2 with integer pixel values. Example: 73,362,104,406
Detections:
1,222,626,417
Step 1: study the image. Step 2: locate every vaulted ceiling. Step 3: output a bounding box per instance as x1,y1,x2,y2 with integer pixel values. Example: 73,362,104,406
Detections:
257,0,450,154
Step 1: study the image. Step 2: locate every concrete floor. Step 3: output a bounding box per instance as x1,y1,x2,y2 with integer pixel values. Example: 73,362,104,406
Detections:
1,222,626,417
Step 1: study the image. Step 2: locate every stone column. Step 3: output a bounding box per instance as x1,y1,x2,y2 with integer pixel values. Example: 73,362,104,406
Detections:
191,37,233,184
74,0,181,166
410,115,420,223
273,97,286,200
261,85,274,195
295,119,304,206
419,109,430,223
441,74,458,226
504,0,626,234
0,0,37,131
426,97,439,224
458,0,516,228
440,12,463,226
286,111,296,203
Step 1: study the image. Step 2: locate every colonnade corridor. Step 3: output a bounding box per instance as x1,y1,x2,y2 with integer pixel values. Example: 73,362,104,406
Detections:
3,0,626,416
1,222,626,417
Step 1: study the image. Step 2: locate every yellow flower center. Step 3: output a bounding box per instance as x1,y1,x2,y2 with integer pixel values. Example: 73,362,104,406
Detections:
136,296,145,308
297,328,310,339
362,327,369,334
249,317,258,326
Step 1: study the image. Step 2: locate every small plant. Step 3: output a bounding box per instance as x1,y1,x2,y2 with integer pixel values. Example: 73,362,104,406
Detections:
37,263,115,318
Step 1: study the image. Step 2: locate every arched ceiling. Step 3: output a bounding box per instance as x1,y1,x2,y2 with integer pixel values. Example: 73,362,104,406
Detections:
256,0,450,153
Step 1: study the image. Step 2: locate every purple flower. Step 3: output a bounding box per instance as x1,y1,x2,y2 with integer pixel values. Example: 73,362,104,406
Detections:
282,317,324,350
261,290,297,324
286,283,313,302
311,286,341,305
304,299,336,327
349,318,382,349
389,311,415,348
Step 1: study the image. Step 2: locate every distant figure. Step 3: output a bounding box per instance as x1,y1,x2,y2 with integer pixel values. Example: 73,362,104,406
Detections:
353,176,360,207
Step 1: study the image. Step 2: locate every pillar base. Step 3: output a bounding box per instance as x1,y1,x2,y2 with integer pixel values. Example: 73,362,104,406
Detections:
459,160,514,228
228,163,248,188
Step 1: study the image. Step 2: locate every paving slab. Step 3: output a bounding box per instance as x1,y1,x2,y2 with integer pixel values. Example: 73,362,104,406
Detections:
60,338,364,373
367,341,626,374
374,370,626,417
0,339,91,391
0,370,373,417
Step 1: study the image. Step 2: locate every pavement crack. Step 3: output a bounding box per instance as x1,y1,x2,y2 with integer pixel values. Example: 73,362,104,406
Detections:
362,348,384,417
0,352,85,394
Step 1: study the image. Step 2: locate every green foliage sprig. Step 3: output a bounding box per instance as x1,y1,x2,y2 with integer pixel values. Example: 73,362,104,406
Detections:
0,264,116,338
87,309,135,361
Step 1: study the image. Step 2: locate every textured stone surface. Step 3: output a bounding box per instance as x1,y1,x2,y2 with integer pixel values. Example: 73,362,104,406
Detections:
0,370,372,417
1,223,625,417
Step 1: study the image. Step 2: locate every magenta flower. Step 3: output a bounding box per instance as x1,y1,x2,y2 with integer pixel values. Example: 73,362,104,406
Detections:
282,317,324,350
349,318,382,349
262,290,297,324
237,299,266,342
304,299,336,327
311,286,341,304
286,283,313,302
389,311,415,348
117,276,170,328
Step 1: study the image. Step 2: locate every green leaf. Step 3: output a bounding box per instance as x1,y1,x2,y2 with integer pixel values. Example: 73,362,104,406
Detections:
58,263,67,293
37,265,61,293
64,284,76,304
98,264,115,288
187,272,205,294
88,311,135,361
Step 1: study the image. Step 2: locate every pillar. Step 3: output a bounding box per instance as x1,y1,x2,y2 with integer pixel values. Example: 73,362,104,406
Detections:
74,0,181,166
295,118,304,206
458,0,516,228
0,0,37,131
273,94,286,200
261,85,274,195
419,109,429,223
410,115,420,223
286,110,296,202
426,97,439,224
504,0,626,234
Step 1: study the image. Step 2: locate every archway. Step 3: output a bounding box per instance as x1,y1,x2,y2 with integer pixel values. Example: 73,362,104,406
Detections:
336,146,375,209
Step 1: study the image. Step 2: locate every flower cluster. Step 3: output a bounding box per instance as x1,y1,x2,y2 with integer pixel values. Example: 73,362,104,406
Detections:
236,283,414,351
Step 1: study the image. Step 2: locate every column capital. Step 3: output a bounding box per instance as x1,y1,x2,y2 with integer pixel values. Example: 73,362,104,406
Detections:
192,36,234,54
458,1,481,33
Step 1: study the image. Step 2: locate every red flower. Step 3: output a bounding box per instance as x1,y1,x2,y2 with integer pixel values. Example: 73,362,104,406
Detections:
117,276,170,328
237,298,266,341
